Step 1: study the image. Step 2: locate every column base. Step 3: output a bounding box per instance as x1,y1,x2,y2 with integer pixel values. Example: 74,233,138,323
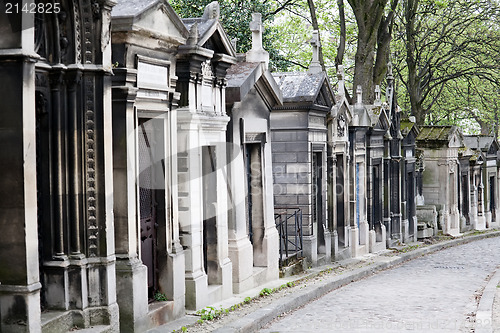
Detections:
302,235,317,266
115,258,148,333
0,283,41,333
185,270,208,310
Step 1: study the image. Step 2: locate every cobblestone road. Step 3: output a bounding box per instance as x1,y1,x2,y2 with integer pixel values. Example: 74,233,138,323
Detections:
261,237,500,332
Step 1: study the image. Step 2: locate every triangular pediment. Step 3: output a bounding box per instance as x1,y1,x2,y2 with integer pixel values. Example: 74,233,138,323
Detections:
449,132,463,148
371,107,389,131
313,79,335,108
488,140,499,155
112,0,188,44
199,22,236,57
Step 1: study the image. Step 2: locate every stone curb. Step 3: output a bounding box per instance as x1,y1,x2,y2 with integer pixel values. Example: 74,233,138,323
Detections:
475,268,500,333
213,231,500,333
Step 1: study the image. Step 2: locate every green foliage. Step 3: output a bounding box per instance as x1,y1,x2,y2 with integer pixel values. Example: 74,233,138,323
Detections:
392,0,500,131
181,326,187,332
196,306,225,321
153,292,168,302
259,287,274,296
169,0,289,71
244,296,252,303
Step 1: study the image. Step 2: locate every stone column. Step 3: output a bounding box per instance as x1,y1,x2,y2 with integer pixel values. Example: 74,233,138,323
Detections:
111,68,149,332
227,112,255,293
177,113,209,310
162,93,186,319
260,135,280,281
0,14,42,332
83,1,119,326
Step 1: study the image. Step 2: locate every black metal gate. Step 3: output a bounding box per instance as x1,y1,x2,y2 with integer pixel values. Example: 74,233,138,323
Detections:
138,119,158,299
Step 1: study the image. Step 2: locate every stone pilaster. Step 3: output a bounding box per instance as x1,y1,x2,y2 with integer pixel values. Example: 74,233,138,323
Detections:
0,16,42,331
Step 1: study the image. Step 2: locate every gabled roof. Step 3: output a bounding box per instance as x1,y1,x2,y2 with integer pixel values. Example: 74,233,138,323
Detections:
463,135,498,151
416,126,464,148
271,72,334,107
111,0,189,44
463,135,500,161
226,61,282,107
350,103,371,127
367,105,389,130
180,3,236,58
400,118,419,138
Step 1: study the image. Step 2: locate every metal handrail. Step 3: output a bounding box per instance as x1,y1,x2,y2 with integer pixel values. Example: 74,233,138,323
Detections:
274,207,303,268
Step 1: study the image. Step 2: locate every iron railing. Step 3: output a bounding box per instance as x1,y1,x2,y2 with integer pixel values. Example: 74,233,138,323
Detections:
274,207,303,268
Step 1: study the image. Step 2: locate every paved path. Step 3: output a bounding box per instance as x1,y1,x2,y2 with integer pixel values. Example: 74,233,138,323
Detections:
261,237,500,332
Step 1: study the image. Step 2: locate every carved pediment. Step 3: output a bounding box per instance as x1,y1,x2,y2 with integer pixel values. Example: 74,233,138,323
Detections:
314,84,334,108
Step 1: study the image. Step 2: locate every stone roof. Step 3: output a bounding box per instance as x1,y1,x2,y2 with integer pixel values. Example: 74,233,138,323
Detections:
367,105,386,128
272,72,325,103
350,103,371,127
416,126,463,148
463,135,495,151
112,0,158,17
226,61,260,88
417,126,456,141
400,118,418,137
225,61,282,106
182,18,217,42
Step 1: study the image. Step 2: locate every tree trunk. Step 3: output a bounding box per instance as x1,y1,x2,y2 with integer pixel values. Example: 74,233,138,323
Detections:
404,0,426,125
335,0,346,68
348,0,389,104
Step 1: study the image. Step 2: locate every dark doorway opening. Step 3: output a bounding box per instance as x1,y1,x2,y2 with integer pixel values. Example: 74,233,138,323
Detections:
462,174,469,225
312,152,325,253
202,146,218,284
336,155,345,247
490,176,496,222
245,143,264,265
373,164,382,241
407,171,416,236
138,119,158,300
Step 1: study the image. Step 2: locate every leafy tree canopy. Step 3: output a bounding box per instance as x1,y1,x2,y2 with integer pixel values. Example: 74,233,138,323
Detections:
169,0,296,71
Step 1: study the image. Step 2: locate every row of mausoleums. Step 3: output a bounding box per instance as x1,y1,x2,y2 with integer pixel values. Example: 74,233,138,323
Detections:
1,1,499,332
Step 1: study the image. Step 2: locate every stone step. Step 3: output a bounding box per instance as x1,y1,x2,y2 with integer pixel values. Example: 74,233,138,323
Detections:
279,257,306,278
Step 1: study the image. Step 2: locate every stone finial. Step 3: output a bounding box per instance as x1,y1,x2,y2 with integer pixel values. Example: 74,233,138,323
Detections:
337,65,344,81
308,30,322,74
387,61,394,86
374,85,381,106
337,65,345,96
202,1,220,20
187,23,199,45
356,85,362,106
231,37,238,51
250,13,263,50
246,13,269,68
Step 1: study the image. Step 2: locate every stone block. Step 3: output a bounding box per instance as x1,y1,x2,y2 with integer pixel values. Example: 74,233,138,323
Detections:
274,173,298,184
286,142,309,152
273,153,297,163
287,183,310,195
272,131,296,142
286,163,309,174
297,153,311,163
274,195,298,206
